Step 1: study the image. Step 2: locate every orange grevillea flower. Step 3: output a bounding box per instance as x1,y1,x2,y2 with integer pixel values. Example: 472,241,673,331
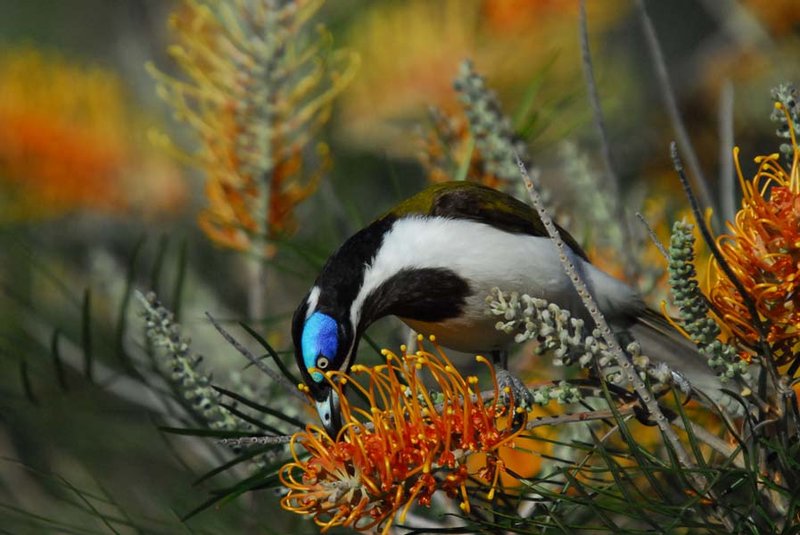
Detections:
0,47,184,221
150,0,356,257
709,104,800,364
280,338,527,534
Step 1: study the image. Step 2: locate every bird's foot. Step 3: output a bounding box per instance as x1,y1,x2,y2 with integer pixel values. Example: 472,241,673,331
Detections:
496,369,533,430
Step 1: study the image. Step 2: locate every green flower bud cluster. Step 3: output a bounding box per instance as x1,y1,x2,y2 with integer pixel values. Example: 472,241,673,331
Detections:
529,381,583,405
487,287,610,369
770,83,800,163
454,60,529,182
667,221,750,382
560,141,622,252
138,291,239,431
488,288,681,389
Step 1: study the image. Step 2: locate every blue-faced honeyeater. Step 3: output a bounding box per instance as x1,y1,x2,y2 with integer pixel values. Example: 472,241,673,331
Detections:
292,181,723,436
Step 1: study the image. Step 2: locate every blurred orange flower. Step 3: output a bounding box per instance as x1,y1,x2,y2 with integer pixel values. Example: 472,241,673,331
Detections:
281,340,528,534
744,0,800,37
0,47,184,221
710,104,800,364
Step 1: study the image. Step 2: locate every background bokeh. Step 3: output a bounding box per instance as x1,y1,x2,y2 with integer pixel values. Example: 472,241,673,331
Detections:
1,0,799,532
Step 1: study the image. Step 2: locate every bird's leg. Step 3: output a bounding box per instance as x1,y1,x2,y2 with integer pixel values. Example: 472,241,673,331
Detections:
495,349,509,370
491,350,534,429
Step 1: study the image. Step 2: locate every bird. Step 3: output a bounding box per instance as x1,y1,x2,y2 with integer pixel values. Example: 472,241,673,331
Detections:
292,181,725,437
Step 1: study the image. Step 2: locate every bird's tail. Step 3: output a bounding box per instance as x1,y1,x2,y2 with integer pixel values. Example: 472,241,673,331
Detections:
627,308,745,415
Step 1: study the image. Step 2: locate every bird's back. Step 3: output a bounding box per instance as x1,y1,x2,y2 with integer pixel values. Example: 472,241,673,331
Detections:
387,181,590,260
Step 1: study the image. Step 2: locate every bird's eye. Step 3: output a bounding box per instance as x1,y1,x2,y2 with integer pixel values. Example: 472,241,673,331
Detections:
316,356,330,369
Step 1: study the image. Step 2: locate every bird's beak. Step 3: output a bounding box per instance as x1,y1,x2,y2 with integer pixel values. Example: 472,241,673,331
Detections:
315,388,342,438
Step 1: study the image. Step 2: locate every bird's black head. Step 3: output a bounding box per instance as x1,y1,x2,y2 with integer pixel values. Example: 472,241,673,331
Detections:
291,216,398,436
292,290,358,437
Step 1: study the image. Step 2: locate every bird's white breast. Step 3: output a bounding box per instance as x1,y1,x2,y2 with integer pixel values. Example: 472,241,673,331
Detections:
351,216,640,353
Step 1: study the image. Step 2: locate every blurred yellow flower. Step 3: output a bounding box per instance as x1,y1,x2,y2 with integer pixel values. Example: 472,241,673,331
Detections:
281,340,528,534
339,0,627,156
151,0,356,256
639,196,713,299
0,47,184,221
710,104,800,364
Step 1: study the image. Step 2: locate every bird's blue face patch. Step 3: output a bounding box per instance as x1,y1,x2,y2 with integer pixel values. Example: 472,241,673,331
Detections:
301,312,339,382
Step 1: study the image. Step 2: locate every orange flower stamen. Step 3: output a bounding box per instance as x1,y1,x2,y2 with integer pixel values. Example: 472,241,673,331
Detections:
279,341,528,533
709,102,800,364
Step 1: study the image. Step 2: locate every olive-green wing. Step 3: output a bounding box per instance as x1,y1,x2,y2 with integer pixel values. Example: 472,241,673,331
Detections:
387,181,589,261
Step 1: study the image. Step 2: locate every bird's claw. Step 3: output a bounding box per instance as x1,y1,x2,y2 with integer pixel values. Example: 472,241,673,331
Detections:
496,369,533,430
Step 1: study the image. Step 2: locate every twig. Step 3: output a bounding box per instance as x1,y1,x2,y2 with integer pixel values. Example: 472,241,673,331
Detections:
671,417,742,465
636,211,669,261
218,435,293,447
579,0,637,282
719,80,736,222
217,406,637,449
516,156,690,460
245,255,268,323
516,155,736,531
635,0,717,222
246,168,273,322
524,406,632,430
205,312,307,402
